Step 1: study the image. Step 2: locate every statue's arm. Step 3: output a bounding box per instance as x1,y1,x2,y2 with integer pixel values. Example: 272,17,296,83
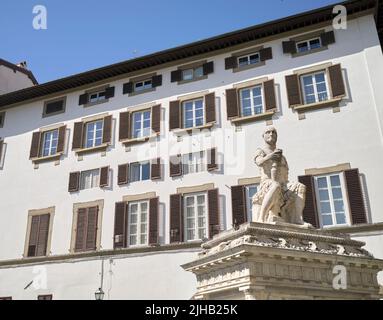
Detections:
254,149,269,166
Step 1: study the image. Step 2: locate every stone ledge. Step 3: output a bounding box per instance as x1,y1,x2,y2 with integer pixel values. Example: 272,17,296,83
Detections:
325,222,383,234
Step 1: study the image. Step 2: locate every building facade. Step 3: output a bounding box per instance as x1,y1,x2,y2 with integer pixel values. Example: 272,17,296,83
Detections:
0,0,383,300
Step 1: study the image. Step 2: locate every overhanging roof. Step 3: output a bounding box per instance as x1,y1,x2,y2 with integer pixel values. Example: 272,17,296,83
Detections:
0,0,380,109
0,58,38,85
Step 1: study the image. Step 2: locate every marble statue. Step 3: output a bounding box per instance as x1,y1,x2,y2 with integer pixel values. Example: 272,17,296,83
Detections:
252,126,311,227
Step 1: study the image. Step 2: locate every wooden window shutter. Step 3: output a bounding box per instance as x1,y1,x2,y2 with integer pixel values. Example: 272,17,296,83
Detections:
72,122,84,150
344,169,368,225
102,115,112,144
207,148,218,171
285,74,302,107
123,82,134,94
259,47,273,61
104,86,115,99
151,158,161,180
27,216,40,257
231,185,247,227
226,88,239,119
56,126,66,153
68,172,80,192
78,93,88,105
328,64,346,98
205,92,216,124
208,189,220,238
171,70,182,82
169,155,182,177
170,194,183,243
282,40,297,54
151,104,161,134
149,197,159,245
85,206,98,251
119,111,130,141
202,61,214,75
99,167,109,188
74,208,87,252
169,100,181,130
152,75,162,87
35,214,50,257
320,30,335,46
114,202,127,249
117,164,129,185
29,131,42,159
298,175,320,228
225,56,237,70
263,79,277,111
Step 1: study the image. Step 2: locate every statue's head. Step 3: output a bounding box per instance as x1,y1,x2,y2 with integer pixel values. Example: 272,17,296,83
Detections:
262,126,278,145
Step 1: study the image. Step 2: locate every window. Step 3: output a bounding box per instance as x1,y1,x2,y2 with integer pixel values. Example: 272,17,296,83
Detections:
26,213,51,257
238,53,260,67
73,206,99,252
182,66,204,81
300,71,329,104
0,111,5,128
314,173,349,227
43,98,65,117
130,161,150,182
183,98,204,128
184,193,208,241
128,201,149,246
182,151,205,175
296,38,321,53
245,184,259,221
0,297,12,300
132,110,151,138
80,169,100,190
88,90,106,103
239,85,264,116
37,295,52,300
134,79,152,92
41,129,59,157
85,120,103,148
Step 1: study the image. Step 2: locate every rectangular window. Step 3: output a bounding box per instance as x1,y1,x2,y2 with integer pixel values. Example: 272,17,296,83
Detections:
239,85,264,117
80,169,100,190
0,297,12,300
88,90,106,103
184,193,208,241
182,151,205,175
238,53,260,67
132,110,151,138
41,129,59,157
44,99,65,116
245,184,259,221
0,111,4,128
85,120,103,148
130,161,150,182
296,37,322,53
183,98,204,128
74,206,99,252
37,295,52,300
128,201,149,246
27,213,50,257
134,79,152,92
315,173,349,227
300,71,329,104
182,66,204,81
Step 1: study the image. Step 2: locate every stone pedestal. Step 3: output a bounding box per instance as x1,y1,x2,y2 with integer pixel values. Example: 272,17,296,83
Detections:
181,223,383,300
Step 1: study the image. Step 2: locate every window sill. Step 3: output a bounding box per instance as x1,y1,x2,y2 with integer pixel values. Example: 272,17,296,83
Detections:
121,134,158,145
83,98,109,108
323,222,383,234
31,153,63,163
233,61,265,73
291,46,328,58
293,98,343,112
177,75,208,85
128,87,156,97
173,122,214,135
74,143,109,155
230,111,275,125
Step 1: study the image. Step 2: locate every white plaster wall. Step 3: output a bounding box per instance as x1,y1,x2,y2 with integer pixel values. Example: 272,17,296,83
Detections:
0,66,35,94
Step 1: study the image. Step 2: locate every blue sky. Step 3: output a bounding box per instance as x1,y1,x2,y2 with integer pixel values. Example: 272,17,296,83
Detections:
1,0,340,84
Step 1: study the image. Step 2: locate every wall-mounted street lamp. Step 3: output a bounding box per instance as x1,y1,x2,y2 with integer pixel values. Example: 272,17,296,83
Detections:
94,259,105,300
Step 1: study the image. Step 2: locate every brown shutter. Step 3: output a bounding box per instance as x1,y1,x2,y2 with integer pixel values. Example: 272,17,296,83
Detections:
170,194,183,243
0,139,3,160
226,89,239,119
259,47,273,61
320,30,335,46
225,56,238,69
344,169,368,225
207,148,218,171
85,206,98,251
282,40,297,54
231,185,247,227
56,126,66,153
298,175,319,228
36,214,50,256
74,208,87,252
285,74,302,107
104,86,115,99
151,104,161,134
152,75,162,87
123,82,134,94
208,189,220,238
72,122,84,150
149,197,159,245
328,64,346,98
29,131,41,158
102,115,112,144
169,154,182,177
171,70,182,82
169,100,181,130
114,202,127,249
151,158,161,180
99,166,109,188
204,92,216,124
118,164,129,185
27,215,40,257
263,79,277,111
78,93,88,105
68,172,80,192
119,111,130,141
202,61,214,75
